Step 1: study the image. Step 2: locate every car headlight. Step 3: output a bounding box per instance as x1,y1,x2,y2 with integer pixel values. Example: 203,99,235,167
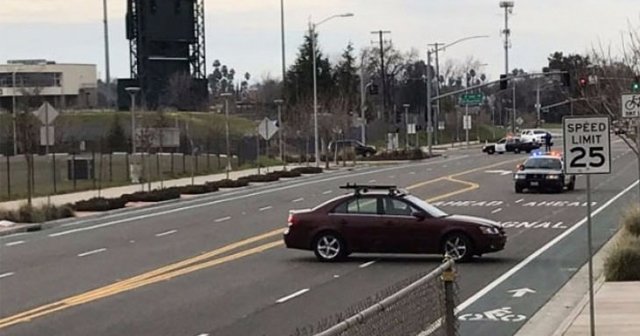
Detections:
546,174,560,180
479,226,500,235
515,174,526,180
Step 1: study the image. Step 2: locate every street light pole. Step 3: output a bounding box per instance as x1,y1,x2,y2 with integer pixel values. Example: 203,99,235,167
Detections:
310,13,354,166
360,53,368,145
125,87,140,155
102,0,112,107
426,50,433,156
221,92,233,178
274,99,284,163
11,69,17,156
500,1,514,75
403,104,410,148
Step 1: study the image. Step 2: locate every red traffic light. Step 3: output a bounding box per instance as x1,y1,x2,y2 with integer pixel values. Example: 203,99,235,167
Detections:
578,77,588,87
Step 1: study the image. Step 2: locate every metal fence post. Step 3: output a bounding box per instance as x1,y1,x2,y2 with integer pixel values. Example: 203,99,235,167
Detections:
92,150,97,189
6,155,11,199
72,152,77,190
125,153,130,183
442,259,457,336
52,152,57,194
109,153,113,182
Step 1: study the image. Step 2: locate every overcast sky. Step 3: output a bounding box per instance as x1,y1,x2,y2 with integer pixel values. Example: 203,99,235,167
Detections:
1,0,639,83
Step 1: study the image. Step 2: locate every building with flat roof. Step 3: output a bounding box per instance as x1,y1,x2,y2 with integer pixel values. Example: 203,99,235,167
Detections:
0,59,97,111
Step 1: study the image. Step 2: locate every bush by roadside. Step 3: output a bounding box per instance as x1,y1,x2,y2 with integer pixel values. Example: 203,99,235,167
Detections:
73,197,128,212
622,207,640,237
243,174,280,183
212,179,250,188
272,170,302,178
363,149,437,161
291,167,323,174
122,188,181,203
0,204,75,223
178,184,220,195
605,206,640,281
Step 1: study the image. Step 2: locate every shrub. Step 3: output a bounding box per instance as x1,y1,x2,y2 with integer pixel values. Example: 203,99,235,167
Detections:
244,174,280,183
0,204,75,223
178,184,219,195
212,179,250,188
291,167,323,174
273,170,302,178
364,149,433,161
121,188,181,203
604,236,640,281
73,197,128,212
622,207,640,237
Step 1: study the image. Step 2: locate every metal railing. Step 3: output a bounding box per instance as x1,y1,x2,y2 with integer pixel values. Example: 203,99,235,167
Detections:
303,258,457,336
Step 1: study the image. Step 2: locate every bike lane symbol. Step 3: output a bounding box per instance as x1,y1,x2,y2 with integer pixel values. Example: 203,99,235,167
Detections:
458,306,526,322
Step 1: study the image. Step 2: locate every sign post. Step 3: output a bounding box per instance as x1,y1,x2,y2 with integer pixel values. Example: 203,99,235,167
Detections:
621,94,640,198
563,115,611,336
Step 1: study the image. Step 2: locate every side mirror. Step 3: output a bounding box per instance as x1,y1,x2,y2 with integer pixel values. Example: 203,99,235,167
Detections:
412,211,427,221
517,164,525,171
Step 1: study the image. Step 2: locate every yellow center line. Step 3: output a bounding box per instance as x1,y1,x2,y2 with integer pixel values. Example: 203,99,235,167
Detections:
0,157,523,329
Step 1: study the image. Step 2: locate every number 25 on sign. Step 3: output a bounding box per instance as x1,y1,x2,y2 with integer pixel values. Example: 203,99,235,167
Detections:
562,116,611,175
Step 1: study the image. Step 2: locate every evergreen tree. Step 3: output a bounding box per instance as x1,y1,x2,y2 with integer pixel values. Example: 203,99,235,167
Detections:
284,30,333,106
107,114,128,152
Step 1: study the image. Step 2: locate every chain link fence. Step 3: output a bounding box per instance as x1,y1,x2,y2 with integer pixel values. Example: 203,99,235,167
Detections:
288,259,458,336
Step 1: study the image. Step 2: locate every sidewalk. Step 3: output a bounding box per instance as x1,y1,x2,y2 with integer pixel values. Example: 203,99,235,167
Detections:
516,228,640,336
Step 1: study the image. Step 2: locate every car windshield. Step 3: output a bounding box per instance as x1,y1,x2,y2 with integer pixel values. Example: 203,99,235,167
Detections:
405,195,448,218
523,157,562,170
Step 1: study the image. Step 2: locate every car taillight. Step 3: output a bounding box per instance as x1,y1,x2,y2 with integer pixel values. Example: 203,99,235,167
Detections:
288,214,297,226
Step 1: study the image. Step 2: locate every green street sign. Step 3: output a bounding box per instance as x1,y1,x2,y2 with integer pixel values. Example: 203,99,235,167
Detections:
459,93,485,105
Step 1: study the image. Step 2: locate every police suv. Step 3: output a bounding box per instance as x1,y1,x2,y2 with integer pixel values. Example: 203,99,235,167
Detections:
513,152,576,193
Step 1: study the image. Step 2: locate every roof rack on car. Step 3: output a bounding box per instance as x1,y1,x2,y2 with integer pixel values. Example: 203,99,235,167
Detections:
339,184,407,196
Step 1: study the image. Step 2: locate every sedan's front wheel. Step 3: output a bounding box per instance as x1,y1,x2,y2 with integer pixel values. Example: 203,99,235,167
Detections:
442,233,474,262
313,232,346,262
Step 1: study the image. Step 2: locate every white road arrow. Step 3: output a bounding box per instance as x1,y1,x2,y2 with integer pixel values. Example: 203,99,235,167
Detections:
507,288,536,298
485,170,513,176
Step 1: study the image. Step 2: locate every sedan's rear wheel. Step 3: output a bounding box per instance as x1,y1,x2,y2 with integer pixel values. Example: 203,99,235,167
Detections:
313,233,346,262
442,233,474,262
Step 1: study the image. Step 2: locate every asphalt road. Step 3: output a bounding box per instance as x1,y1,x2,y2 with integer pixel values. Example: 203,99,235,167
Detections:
0,141,637,336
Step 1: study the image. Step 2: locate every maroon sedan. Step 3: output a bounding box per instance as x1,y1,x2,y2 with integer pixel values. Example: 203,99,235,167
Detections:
283,185,506,262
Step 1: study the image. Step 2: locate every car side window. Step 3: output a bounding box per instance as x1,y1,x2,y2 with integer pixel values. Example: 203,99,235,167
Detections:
497,139,506,144
334,197,378,215
382,197,414,216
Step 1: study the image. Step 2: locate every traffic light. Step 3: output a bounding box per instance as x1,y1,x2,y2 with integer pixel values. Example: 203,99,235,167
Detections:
578,76,588,88
632,76,640,92
368,84,379,95
499,74,508,90
561,72,571,87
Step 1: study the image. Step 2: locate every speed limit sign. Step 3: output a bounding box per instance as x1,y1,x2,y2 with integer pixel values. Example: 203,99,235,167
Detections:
562,116,611,174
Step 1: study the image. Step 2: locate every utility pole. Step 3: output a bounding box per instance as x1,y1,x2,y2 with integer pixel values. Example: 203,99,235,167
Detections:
499,1,514,75
11,69,17,156
371,30,391,121
512,82,517,134
359,53,369,145
426,50,433,156
429,42,444,145
403,104,410,148
535,80,541,127
102,0,112,107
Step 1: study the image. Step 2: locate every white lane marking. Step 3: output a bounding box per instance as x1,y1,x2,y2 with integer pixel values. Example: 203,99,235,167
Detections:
359,260,376,268
292,198,304,203
155,230,177,237
214,216,231,223
409,171,416,175
456,179,639,312
368,179,377,183
322,190,333,195
0,272,15,279
259,206,273,212
276,288,310,304
77,248,107,257
515,199,524,204
5,240,25,247
195,334,209,336
389,175,396,179
420,179,640,336
491,208,503,214
47,156,469,237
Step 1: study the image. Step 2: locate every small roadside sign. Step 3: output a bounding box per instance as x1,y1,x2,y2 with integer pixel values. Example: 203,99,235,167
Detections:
463,115,472,130
258,118,278,140
515,117,524,126
407,123,416,135
438,121,445,130
32,102,59,125
562,116,611,175
621,94,640,118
